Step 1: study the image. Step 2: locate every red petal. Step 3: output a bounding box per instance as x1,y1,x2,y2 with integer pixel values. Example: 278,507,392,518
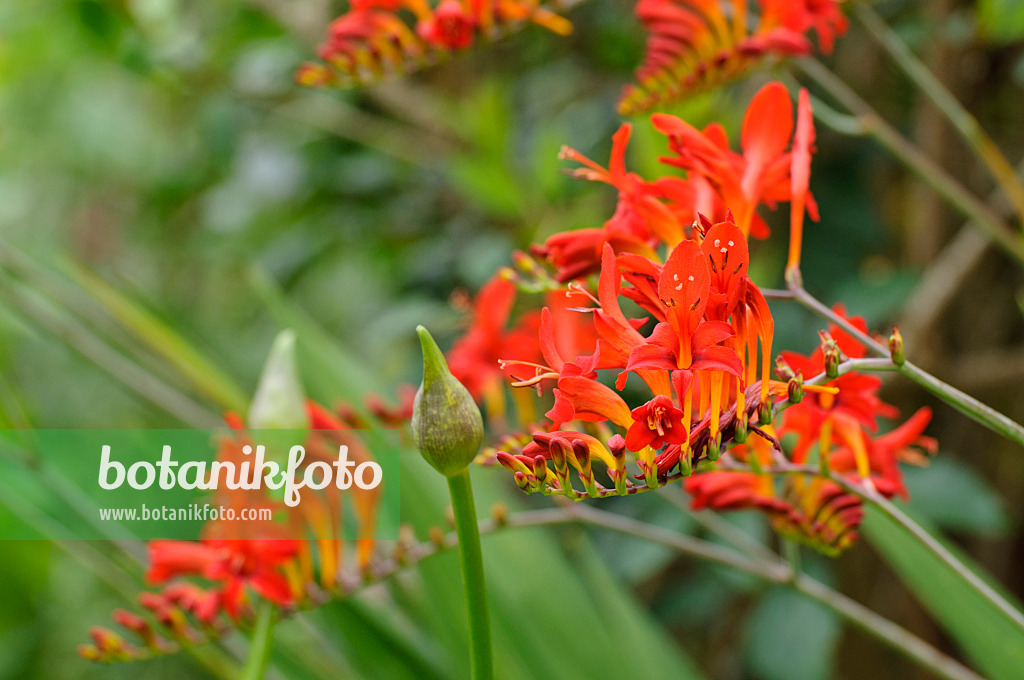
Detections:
691,345,742,376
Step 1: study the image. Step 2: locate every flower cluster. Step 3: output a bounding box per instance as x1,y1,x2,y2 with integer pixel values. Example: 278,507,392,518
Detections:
467,81,936,555
297,0,573,88
78,400,385,662
620,0,848,114
687,309,936,555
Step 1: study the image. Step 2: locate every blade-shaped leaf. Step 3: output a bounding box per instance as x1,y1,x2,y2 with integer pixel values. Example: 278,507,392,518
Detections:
863,505,1024,680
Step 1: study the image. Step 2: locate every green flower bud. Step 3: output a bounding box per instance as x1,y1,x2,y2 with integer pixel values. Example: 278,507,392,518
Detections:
411,325,484,477
249,330,308,430
889,326,905,366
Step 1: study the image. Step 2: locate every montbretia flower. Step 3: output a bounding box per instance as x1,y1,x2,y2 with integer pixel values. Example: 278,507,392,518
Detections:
447,273,542,407
620,0,848,114
534,124,695,281
81,390,391,663
653,82,819,239
297,0,573,88
146,539,300,620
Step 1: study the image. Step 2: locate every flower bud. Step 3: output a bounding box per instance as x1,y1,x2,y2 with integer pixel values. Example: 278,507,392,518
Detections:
819,331,840,379
411,325,484,477
706,434,721,462
532,455,549,485
788,373,804,404
774,355,796,381
249,330,308,430
758,395,774,425
733,414,749,444
889,326,905,366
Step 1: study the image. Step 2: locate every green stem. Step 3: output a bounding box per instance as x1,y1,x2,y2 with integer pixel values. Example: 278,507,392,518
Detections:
241,602,276,680
853,4,1024,224
446,467,494,680
761,286,1024,448
792,57,1024,266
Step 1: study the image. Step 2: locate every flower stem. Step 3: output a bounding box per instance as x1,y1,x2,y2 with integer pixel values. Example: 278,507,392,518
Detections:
792,57,1024,266
446,467,494,680
241,602,276,680
853,4,1024,225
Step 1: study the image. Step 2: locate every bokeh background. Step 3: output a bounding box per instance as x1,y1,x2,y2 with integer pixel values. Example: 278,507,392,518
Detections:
2,0,1024,678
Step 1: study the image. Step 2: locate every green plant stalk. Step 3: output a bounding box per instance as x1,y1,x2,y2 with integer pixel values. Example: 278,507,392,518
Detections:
241,602,277,680
446,467,494,680
762,287,1024,448
853,4,1024,224
792,58,1024,266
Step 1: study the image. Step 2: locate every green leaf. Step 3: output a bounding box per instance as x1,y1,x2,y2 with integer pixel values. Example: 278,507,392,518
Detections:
902,456,1011,536
863,505,1024,679
977,0,1024,44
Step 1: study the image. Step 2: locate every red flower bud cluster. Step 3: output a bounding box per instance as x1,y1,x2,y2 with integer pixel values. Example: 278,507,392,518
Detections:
621,0,848,114
296,0,573,88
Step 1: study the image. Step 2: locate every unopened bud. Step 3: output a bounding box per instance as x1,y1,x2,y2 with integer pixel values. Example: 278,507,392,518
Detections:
248,330,308,430
608,434,626,464
706,435,721,462
889,326,905,366
758,395,774,425
571,439,590,469
679,444,693,476
819,331,840,379
549,437,570,474
788,373,804,404
733,415,749,444
775,355,796,381
532,455,549,483
411,326,484,477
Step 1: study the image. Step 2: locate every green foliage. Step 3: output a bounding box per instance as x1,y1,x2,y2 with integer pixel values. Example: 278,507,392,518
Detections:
977,0,1024,44
864,506,1024,680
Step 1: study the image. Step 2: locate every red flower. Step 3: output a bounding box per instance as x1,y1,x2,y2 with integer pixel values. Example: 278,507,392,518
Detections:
447,273,542,403
417,0,476,49
652,82,819,239
828,407,937,500
147,539,300,619
625,395,689,451
534,124,688,281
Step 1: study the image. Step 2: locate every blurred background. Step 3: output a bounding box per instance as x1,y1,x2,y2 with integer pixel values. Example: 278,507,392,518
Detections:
1,0,1024,678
